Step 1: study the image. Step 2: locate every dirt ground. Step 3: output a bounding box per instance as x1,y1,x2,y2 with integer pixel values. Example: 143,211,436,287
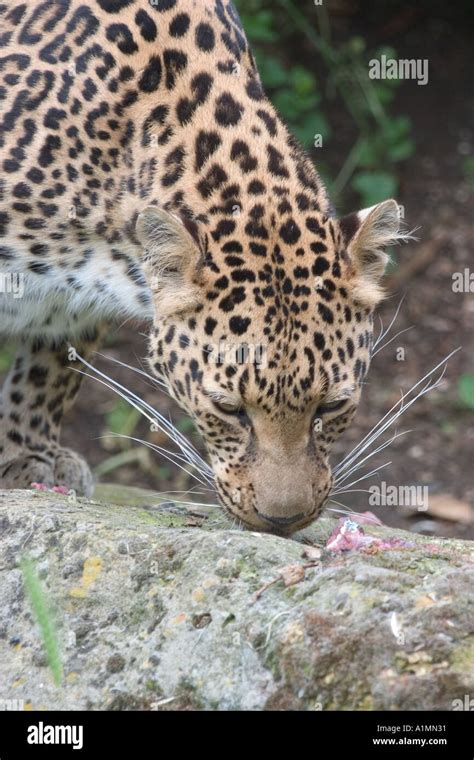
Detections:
2,5,473,540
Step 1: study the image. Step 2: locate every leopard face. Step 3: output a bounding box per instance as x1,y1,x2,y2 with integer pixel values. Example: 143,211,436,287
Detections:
139,200,398,535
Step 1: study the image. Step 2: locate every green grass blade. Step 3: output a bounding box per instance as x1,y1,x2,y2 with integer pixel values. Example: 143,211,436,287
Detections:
20,556,62,686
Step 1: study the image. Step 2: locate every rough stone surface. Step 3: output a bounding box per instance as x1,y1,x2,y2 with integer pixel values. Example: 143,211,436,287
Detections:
1,486,473,711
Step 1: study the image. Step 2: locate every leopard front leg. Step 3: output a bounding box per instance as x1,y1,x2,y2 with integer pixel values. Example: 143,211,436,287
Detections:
0,328,105,497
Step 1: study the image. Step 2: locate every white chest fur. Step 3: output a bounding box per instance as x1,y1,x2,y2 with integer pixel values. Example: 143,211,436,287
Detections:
0,239,153,339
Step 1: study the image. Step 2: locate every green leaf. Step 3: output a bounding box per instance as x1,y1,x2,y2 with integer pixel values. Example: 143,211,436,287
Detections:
388,137,415,162
292,113,331,147
357,137,380,167
313,113,331,140
106,399,141,437
382,115,412,141
348,36,366,55
463,156,474,185
21,557,62,686
240,10,278,43
255,53,288,89
373,46,399,76
351,171,398,207
297,92,321,110
272,89,302,120
293,122,317,148
458,374,474,410
290,65,317,97
373,83,396,106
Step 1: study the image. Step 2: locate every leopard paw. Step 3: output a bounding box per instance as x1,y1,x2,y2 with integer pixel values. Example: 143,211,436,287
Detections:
0,454,55,490
53,447,94,498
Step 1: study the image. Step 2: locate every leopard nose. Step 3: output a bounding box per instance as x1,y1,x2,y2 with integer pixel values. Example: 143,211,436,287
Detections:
258,512,306,528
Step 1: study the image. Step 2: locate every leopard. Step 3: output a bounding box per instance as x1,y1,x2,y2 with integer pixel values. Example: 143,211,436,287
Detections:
0,0,405,535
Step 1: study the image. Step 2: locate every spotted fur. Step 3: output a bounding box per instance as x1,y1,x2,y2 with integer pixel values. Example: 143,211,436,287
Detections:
0,0,403,531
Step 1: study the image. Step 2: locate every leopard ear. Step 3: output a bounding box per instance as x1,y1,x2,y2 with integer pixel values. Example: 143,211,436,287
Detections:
136,206,203,317
339,199,404,308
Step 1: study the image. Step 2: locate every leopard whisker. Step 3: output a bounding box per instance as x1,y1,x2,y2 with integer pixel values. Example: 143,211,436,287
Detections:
73,353,213,480
371,294,406,353
331,461,392,495
334,429,411,487
328,488,372,496
72,364,213,487
102,433,213,489
334,349,460,479
334,375,437,480
96,352,169,392
371,325,414,358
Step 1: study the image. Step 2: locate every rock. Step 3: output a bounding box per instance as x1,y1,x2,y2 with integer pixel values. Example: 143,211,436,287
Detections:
0,486,473,711
106,654,126,673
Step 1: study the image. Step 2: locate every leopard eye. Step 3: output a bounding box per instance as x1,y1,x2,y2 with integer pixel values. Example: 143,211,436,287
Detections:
212,399,252,426
213,399,242,415
317,399,348,415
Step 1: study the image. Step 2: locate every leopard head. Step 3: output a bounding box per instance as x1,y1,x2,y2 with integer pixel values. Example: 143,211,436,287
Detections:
136,199,401,534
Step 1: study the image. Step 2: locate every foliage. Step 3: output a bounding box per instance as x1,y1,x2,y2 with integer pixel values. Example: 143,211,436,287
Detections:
237,0,416,208
351,171,397,208
462,156,474,188
457,374,474,411
105,399,141,440
21,556,62,686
